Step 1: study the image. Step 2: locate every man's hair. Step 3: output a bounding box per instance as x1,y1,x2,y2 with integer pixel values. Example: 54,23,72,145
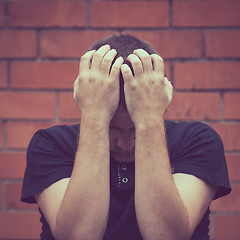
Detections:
88,33,159,107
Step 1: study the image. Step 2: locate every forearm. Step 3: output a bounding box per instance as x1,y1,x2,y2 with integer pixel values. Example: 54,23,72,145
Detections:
134,120,190,240
54,120,110,240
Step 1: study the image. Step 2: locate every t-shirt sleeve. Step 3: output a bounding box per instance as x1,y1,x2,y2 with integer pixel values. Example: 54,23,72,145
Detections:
169,122,231,200
21,125,78,203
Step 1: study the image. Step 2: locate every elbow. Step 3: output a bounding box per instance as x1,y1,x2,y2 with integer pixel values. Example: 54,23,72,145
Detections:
138,214,192,240
171,228,192,240
169,212,192,240
52,222,70,240
52,215,73,240
167,201,193,240
170,217,192,240
53,227,102,240
164,223,192,240
52,217,106,240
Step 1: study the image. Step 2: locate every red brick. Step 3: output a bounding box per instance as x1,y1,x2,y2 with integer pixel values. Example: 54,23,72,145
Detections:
6,121,56,149
8,0,86,27
214,215,240,240
0,92,55,119
226,154,240,181
0,152,26,178
0,30,36,58
206,30,240,58
59,92,81,120
174,62,240,90
223,92,240,120
165,92,220,121
0,2,4,27
210,123,240,151
41,30,115,58
0,212,41,239
0,182,2,208
11,61,78,89
90,1,169,28
173,0,240,27
211,184,240,212
6,182,38,209
127,30,202,59
0,61,7,88
0,122,3,149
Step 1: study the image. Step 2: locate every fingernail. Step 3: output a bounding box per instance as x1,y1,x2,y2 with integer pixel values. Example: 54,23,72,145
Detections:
133,49,140,53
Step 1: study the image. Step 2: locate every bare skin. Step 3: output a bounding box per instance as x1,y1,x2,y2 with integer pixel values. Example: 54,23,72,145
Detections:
35,46,217,240
36,45,123,240
121,49,216,239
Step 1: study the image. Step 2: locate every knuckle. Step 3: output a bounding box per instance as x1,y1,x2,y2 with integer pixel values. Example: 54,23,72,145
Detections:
102,56,112,65
88,73,97,83
122,67,130,75
142,54,149,61
111,64,120,72
94,51,102,59
129,84,137,91
131,59,141,68
80,55,88,62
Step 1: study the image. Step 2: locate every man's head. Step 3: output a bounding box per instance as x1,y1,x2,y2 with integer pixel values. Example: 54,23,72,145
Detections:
88,33,162,162
89,33,159,107
89,33,158,61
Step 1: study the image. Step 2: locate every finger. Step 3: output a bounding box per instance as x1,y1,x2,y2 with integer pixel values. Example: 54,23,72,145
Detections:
91,44,111,71
79,50,96,72
109,56,124,80
133,49,153,73
150,54,164,75
121,64,134,84
165,77,173,90
166,78,173,102
100,49,117,74
73,76,79,99
127,54,143,77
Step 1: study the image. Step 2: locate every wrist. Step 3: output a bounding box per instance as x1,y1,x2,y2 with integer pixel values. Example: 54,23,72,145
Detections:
80,113,110,129
134,115,165,131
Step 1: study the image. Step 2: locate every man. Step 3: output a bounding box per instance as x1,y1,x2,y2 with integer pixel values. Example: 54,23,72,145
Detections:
21,33,231,240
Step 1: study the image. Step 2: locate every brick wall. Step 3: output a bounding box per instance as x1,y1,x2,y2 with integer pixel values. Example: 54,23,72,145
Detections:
0,0,239,239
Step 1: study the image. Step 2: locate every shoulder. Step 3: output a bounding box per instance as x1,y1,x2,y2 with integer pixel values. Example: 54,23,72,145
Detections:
165,120,226,174
35,124,80,140
165,121,231,199
22,124,79,203
165,120,217,135
28,124,80,155
165,120,223,148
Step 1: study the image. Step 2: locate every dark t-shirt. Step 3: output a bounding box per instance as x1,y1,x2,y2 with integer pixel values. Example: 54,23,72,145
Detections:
21,121,231,240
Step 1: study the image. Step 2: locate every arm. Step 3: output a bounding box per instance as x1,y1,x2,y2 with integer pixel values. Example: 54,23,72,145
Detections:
35,45,123,240
121,50,217,240
53,120,110,240
134,122,216,240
